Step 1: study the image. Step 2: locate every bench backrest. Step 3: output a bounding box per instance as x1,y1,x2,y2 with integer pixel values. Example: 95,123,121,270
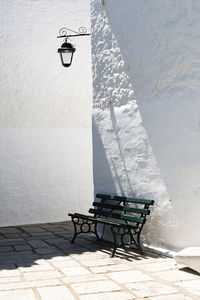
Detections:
89,193,154,227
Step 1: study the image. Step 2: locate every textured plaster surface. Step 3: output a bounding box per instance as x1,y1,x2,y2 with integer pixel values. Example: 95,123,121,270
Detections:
91,0,200,250
0,0,93,226
0,129,93,226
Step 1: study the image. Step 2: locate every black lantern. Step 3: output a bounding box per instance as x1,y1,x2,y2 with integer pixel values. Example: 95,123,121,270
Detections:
58,41,76,67
57,27,90,68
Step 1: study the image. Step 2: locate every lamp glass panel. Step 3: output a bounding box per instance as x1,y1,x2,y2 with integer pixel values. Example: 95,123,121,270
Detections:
61,51,73,65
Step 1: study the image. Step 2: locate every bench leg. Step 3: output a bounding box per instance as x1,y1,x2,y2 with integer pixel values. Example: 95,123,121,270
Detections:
94,223,100,241
119,228,144,255
70,217,99,243
127,228,144,254
110,226,118,258
71,219,78,243
136,231,144,254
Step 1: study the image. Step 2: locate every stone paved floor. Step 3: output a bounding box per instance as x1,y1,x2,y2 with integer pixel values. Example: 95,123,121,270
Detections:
0,222,199,300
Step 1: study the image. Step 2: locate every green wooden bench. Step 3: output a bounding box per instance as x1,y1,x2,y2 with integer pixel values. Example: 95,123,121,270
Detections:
68,193,154,257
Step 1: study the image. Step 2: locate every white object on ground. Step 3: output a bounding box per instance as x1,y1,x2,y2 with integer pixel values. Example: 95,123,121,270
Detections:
174,247,200,273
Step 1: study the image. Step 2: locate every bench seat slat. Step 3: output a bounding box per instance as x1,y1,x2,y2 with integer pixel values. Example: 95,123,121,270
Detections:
92,217,136,229
89,208,145,224
96,194,126,201
96,194,154,205
126,198,154,205
92,202,150,215
68,213,91,218
68,213,136,229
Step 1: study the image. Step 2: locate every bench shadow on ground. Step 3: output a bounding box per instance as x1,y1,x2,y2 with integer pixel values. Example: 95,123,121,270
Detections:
0,222,164,271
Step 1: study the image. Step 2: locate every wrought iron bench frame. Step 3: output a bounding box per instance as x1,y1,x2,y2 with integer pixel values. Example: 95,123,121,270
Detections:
68,193,154,257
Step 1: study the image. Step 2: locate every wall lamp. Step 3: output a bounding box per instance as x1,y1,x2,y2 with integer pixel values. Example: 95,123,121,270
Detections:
57,27,90,67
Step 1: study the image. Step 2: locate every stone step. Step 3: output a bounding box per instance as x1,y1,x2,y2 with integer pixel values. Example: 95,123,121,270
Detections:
174,247,200,273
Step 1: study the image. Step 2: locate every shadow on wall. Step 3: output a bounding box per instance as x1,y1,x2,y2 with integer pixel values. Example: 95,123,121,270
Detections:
91,0,200,250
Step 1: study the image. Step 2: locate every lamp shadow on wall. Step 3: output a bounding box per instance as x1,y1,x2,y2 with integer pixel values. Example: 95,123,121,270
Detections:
93,107,134,196
92,116,118,196
109,106,134,196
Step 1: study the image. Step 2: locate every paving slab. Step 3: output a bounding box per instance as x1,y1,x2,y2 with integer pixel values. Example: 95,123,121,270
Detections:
0,277,21,284
0,246,14,252
13,244,32,251
43,255,72,262
18,260,54,272
20,226,47,233
34,246,62,255
0,228,22,234
61,266,91,276
71,251,107,260
28,232,56,237
137,260,178,272
90,263,133,273
27,240,50,248
0,264,17,271
0,279,61,291
125,280,178,297
107,269,152,283
71,280,121,294
79,291,135,300
0,268,20,278
62,273,107,284
149,294,194,300
37,285,75,300
154,269,200,282
43,237,69,245
0,289,36,300
0,238,26,246
176,280,200,296
0,252,39,264
133,256,169,264
51,259,81,268
80,258,115,267
3,233,29,238
23,270,62,281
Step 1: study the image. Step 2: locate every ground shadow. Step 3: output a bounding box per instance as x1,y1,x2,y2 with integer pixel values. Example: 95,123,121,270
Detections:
0,222,165,271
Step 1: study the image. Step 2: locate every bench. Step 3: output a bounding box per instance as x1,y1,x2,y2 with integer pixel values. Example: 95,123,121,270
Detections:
68,193,154,257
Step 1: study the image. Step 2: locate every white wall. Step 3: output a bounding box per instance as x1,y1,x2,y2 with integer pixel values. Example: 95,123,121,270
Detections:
91,0,200,251
0,0,93,226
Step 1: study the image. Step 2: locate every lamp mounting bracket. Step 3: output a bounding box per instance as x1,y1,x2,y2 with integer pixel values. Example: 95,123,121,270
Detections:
57,27,90,38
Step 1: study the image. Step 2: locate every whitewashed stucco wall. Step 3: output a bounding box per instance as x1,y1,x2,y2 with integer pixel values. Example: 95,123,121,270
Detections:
91,0,200,251
0,0,93,226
